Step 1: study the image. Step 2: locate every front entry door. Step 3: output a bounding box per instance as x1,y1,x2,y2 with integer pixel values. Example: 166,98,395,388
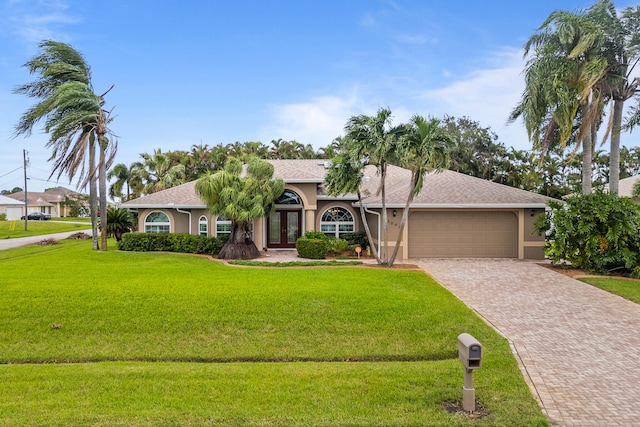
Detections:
267,210,301,248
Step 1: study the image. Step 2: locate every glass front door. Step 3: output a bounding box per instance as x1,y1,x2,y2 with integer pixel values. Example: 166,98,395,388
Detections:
267,210,301,248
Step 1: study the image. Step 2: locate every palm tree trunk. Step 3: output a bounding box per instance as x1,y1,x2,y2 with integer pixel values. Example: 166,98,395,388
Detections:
99,139,108,251
581,103,593,195
388,174,417,266
356,192,382,265
609,98,624,195
89,134,99,250
380,164,388,265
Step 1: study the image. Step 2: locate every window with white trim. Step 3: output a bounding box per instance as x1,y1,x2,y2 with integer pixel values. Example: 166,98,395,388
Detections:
199,215,208,236
320,206,354,239
216,217,232,236
144,211,170,233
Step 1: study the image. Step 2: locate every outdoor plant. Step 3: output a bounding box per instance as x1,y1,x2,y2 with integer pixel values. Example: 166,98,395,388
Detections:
118,232,228,255
105,206,135,241
535,189,640,275
296,236,327,259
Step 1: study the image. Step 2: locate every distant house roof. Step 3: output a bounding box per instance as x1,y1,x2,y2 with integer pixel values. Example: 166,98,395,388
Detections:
123,160,557,209
0,194,22,206
608,175,640,198
5,187,82,206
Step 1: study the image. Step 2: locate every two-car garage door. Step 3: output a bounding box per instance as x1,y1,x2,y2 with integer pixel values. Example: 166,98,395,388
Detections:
408,211,517,258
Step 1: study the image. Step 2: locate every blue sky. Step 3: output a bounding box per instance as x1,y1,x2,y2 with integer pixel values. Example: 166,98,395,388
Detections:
1,0,638,192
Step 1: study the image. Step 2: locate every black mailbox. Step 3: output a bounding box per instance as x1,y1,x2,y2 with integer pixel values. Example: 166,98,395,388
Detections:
458,333,483,369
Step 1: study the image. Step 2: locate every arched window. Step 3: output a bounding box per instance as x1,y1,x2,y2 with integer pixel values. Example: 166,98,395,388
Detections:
216,217,232,236
199,215,208,236
144,211,170,233
275,189,302,205
320,206,354,238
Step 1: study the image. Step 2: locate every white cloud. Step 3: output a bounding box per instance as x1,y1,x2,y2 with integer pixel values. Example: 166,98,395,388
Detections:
2,0,79,43
262,94,365,148
420,47,531,149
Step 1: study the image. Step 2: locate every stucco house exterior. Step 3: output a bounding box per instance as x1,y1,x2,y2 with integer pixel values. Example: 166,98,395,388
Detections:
122,159,556,260
0,194,24,220
4,186,86,218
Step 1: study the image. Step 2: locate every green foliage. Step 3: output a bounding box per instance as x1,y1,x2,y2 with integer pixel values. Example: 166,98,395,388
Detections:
339,231,368,249
304,231,328,240
228,260,362,267
105,207,135,241
537,190,640,274
326,237,349,256
0,213,6,221
295,238,327,259
117,232,228,255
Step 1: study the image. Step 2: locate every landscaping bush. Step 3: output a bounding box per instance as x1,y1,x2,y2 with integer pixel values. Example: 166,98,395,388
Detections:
535,189,640,275
340,231,368,250
326,236,349,256
296,237,327,259
118,232,228,255
304,231,328,240
0,213,6,221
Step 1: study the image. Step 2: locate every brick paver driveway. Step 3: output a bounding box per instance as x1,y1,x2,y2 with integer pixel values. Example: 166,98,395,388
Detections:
416,258,640,427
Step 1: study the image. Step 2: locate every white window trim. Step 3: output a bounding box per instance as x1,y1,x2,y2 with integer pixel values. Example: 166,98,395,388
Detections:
144,211,171,233
320,206,355,239
198,215,208,236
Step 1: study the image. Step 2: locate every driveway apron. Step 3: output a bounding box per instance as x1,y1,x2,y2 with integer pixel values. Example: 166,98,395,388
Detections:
416,258,640,427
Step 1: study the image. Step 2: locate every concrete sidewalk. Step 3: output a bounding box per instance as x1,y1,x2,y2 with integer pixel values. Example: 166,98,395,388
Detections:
0,229,92,250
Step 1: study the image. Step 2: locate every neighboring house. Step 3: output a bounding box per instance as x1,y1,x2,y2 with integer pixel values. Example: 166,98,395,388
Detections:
607,175,640,198
0,194,24,220
5,186,86,218
122,159,557,260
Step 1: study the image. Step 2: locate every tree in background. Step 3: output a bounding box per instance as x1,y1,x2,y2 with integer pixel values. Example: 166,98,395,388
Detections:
132,149,185,195
13,40,117,250
195,157,284,260
107,162,142,202
510,6,607,195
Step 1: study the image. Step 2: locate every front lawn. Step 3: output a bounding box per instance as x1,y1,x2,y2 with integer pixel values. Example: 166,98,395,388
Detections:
0,240,547,426
581,277,640,304
0,220,90,239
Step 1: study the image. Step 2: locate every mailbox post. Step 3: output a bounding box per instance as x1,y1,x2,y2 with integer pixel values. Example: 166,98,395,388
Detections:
457,333,483,412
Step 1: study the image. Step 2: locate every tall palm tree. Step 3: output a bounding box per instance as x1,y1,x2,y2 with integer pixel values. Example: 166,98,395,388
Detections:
108,162,142,202
510,9,607,194
13,40,117,250
388,116,454,265
589,1,640,194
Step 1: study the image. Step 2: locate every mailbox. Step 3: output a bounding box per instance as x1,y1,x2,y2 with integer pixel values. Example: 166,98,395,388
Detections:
458,333,482,370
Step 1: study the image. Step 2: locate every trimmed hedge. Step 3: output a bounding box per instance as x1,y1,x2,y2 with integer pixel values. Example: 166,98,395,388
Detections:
118,232,228,255
296,238,327,259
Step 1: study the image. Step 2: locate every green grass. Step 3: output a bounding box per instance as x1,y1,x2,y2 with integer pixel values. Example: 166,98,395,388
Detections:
51,216,92,223
0,220,91,239
581,277,640,304
0,240,547,426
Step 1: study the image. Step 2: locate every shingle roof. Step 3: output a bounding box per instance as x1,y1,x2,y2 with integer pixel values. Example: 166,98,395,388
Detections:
123,160,557,209
359,165,556,207
608,175,640,198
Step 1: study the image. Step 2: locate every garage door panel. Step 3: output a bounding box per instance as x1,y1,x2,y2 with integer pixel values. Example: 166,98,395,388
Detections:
408,211,517,258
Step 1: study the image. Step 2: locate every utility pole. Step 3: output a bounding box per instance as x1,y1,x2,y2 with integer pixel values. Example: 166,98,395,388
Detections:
23,149,28,231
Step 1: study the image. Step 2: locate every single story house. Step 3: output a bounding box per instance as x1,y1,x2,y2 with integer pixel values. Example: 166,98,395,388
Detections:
0,194,24,220
122,159,556,260
607,175,640,198
5,186,85,218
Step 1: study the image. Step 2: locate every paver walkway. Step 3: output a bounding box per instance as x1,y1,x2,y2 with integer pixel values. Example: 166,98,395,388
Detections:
415,258,640,427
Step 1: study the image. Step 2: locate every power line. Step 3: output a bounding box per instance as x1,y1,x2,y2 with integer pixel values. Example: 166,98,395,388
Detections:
0,167,22,178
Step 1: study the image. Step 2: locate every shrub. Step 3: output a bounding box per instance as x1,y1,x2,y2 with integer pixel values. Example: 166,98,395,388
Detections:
118,232,228,255
340,231,368,249
0,213,6,221
535,190,640,274
304,231,328,240
296,238,327,259
326,237,349,256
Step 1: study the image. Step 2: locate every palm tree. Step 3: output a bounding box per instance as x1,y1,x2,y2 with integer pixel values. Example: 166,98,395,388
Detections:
589,1,640,194
108,162,142,202
105,206,135,241
388,116,454,265
325,108,406,266
510,8,607,194
13,40,117,250
195,157,285,260
132,149,185,195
